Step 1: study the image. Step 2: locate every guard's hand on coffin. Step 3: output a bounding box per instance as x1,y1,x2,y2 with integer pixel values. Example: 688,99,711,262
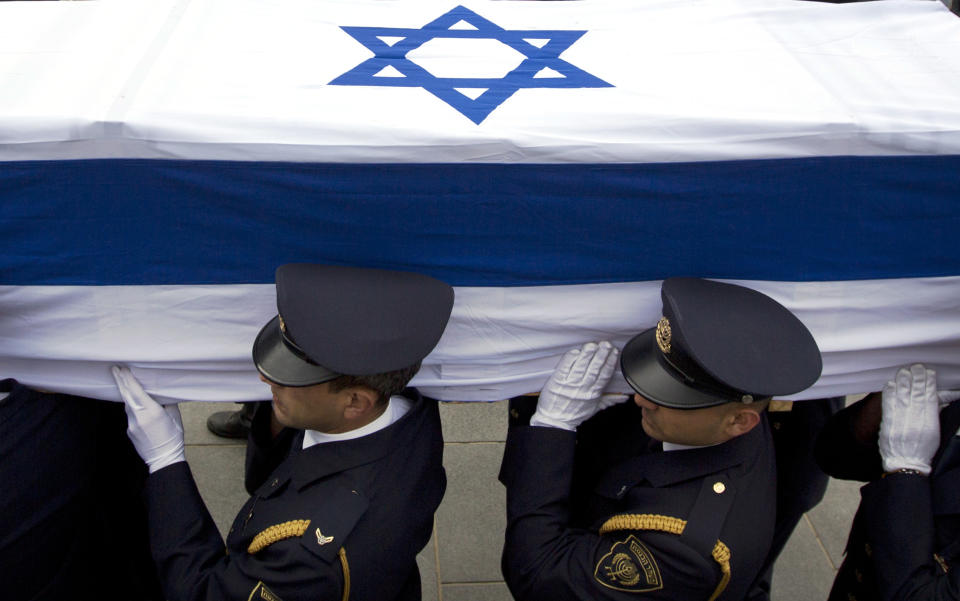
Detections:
597,393,631,412
531,341,620,431
879,364,940,475
111,365,185,474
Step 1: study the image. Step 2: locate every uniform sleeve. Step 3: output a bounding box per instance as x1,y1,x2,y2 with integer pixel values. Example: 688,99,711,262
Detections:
146,462,344,601
860,473,960,601
499,426,717,601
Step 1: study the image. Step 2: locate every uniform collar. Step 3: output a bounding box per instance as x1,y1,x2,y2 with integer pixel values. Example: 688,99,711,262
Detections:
662,441,718,452
289,387,431,491
301,395,411,448
594,417,769,498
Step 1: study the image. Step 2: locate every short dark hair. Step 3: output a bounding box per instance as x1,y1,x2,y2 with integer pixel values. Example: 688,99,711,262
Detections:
327,362,422,405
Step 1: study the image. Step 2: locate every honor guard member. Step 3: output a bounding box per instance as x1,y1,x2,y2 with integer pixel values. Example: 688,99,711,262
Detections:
112,264,454,601
816,365,960,601
0,382,163,601
500,277,822,601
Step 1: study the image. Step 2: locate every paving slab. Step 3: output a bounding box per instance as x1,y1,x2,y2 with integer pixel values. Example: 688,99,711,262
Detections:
441,582,513,601
181,400,251,446
440,400,508,443
184,444,248,537
807,477,862,569
771,514,837,601
417,525,441,601
436,442,507,583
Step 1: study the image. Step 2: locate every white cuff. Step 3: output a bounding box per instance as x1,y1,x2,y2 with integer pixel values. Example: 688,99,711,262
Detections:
529,413,576,431
881,456,931,476
147,449,186,474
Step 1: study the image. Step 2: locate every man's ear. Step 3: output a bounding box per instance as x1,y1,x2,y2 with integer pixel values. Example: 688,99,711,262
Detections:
342,387,379,421
725,407,761,438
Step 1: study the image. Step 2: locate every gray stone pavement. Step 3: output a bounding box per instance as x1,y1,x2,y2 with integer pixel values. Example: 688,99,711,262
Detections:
181,400,862,601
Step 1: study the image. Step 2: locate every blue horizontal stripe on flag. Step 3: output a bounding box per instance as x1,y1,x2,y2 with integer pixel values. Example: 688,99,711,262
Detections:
1,156,956,286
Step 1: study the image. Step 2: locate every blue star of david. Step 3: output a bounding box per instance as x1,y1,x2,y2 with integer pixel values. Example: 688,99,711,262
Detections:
329,5,612,124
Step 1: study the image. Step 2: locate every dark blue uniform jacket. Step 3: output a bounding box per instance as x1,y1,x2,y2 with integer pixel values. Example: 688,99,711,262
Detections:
0,379,162,601
818,400,960,601
145,389,445,601
499,401,776,601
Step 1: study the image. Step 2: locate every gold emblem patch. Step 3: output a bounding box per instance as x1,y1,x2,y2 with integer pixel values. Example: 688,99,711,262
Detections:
595,534,663,593
655,317,672,354
248,581,284,601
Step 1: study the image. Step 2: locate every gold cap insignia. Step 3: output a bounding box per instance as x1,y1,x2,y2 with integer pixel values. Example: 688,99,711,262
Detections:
655,317,672,354
316,528,334,546
594,534,663,593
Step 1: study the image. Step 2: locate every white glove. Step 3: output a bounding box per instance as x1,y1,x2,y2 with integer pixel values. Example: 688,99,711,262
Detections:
112,365,185,474
531,341,620,431
878,364,940,475
597,393,631,412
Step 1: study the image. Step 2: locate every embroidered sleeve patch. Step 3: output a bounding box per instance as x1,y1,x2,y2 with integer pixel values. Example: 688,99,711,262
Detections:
248,581,285,601
594,534,663,593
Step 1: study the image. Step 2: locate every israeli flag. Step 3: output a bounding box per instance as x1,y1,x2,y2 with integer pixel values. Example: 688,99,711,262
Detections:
1,0,958,403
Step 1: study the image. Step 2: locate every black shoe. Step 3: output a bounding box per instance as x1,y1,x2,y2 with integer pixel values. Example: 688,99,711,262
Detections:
206,405,254,439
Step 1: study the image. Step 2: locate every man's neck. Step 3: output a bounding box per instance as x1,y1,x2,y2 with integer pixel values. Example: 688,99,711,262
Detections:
332,402,388,434
303,396,412,448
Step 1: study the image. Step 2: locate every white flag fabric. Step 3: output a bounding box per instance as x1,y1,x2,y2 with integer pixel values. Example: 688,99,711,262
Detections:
1,0,958,402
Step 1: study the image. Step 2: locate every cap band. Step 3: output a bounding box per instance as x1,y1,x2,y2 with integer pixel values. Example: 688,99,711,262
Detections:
279,314,322,367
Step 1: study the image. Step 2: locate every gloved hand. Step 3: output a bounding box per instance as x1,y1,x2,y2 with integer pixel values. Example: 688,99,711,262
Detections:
112,365,185,474
878,364,940,475
597,393,631,413
531,341,620,431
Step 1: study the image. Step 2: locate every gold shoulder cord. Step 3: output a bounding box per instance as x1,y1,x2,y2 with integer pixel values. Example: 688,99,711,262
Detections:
246,521,351,601
247,520,311,554
600,513,731,601
338,547,351,601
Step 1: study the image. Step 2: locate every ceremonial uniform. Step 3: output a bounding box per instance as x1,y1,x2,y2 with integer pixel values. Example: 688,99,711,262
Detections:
499,278,822,601
818,398,960,601
500,399,776,601
144,388,444,601
114,264,454,601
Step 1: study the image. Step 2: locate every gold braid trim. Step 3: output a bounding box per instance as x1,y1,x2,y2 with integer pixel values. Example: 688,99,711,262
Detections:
599,513,686,536
339,547,351,601
247,520,311,554
707,541,731,601
599,514,732,601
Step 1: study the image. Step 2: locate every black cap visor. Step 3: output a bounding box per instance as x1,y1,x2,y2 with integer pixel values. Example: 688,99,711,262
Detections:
620,329,730,410
253,316,338,387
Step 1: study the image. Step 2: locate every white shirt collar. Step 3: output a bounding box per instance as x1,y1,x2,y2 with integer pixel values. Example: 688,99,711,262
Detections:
302,395,412,449
662,441,718,452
